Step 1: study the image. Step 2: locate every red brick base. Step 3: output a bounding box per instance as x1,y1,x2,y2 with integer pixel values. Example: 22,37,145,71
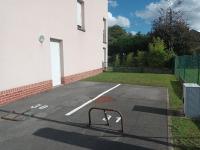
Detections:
0,68,103,105
61,68,103,84
0,80,52,105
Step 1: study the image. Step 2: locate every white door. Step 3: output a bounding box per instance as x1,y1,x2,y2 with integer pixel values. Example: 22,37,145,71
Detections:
50,41,61,86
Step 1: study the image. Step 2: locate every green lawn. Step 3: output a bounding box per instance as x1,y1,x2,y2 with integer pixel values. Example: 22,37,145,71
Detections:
85,72,200,150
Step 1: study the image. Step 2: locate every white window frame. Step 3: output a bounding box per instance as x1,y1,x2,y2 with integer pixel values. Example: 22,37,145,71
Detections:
77,0,85,32
103,18,107,43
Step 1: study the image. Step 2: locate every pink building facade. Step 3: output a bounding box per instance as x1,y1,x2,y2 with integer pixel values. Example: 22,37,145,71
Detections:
0,0,108,105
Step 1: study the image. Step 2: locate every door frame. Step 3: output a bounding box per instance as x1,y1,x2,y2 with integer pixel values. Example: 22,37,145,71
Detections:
50,38,64,87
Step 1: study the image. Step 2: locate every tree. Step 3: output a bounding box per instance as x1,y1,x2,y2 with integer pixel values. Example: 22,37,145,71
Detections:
132,33,150,53
108,25,127,39
108,25,127,56
188,30,200,54
117,34,133,55
150,7,190,55
108,25,150,57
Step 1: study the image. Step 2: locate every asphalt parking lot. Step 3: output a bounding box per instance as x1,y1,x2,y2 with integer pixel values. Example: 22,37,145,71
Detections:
0,81,169,150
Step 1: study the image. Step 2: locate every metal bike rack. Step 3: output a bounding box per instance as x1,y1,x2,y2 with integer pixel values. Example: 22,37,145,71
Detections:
88,107,124,133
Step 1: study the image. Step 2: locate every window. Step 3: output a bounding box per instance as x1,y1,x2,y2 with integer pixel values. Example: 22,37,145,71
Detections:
103,18,107,43
77,0,85,31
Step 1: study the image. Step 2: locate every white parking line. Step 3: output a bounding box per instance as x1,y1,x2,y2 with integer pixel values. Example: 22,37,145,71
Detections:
65,84,121,116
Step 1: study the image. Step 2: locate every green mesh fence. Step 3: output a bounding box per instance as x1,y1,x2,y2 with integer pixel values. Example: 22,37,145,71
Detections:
175,54,200,84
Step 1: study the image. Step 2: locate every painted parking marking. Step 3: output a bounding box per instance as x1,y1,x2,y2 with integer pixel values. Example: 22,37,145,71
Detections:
115,117,121,123
102,115,112,121
38,105,48,110
31,104,48,110
65,84,121,116
102,115,121,123
31,104,42,109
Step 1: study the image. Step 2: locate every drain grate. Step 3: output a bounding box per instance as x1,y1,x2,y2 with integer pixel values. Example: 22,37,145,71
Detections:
1,109,31,121
1,113,26,121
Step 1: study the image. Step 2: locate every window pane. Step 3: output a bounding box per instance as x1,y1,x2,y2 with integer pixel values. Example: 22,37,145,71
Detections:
77,1,82,26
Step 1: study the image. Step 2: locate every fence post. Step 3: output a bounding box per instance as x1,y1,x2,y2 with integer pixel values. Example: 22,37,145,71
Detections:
175,56,177,76
197,54,200,84
183,55,186,82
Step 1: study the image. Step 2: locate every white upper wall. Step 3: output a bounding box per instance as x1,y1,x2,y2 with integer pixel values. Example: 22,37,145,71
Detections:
0,0,108,91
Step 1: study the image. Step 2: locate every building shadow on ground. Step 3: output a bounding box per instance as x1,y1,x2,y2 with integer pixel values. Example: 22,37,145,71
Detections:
0,108,199,150
33,127,153,150
132,105,184,117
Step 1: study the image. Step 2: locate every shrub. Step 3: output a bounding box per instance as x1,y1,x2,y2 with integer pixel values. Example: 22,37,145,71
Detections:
147,37,169,68
114,54,120,67
135,51,147,67
121,54,127,66
125,52,134,66
164,50,175,68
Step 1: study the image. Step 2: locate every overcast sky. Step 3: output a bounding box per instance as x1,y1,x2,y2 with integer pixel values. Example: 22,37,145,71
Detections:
108,0,200,34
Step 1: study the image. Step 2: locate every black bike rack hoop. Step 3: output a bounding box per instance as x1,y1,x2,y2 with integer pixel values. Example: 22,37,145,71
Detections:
88,107,124,133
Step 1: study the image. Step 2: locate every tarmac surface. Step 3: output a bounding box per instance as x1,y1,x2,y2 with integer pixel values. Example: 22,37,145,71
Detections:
0,81,169,150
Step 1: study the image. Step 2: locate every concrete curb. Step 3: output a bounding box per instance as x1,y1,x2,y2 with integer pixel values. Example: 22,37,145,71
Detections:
167,88,174,150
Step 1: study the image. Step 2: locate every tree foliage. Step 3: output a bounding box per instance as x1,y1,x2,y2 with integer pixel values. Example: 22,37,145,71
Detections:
108,25,150,57
150,5,200,55
135,51,147,67
188,30,200,54
108,26,128,56
108,1,200,68
147,37,171,67
114,54,120,67
125,52,134,67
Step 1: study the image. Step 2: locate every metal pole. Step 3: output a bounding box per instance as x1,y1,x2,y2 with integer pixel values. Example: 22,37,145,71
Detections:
197,54,200,84
104,110,109,126
183,55,186,82
88,109,92,127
